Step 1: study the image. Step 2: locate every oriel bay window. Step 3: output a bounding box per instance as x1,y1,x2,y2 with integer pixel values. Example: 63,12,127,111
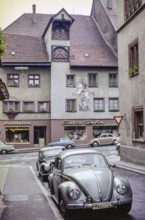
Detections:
133,108,144,139
3,101,20,112
5,127,29,143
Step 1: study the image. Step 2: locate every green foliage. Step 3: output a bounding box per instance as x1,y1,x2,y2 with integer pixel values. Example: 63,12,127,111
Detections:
129,66,139,77
0,28,6,57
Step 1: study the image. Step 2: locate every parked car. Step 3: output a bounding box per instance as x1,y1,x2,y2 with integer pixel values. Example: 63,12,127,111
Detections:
36,146,65,181
0,141,15,154
89,133,118,147
48,149,132,217
48,138,76,149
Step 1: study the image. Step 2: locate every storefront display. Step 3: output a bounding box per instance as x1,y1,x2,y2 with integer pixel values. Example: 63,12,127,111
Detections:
5,127,29,143
64,126,86,141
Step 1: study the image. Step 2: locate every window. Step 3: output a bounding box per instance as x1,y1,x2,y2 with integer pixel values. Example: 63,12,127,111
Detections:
94,98,105,112
64,126,86,141
52,46,69,62
109,73,118,87
5,127,29,143
129,40,139,77
28,75,40,87
66,75,75,87
109,98,119,112
133,108,144,139
3,101,20,112
124,0,142,20
66,99,76,112
88,73,98,87
38,102,50,112
23,102,34,112
7,74,19,87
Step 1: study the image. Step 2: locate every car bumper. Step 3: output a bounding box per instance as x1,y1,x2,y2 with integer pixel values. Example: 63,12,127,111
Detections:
66,198,132,210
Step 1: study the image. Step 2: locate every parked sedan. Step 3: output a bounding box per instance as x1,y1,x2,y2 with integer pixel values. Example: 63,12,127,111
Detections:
89,133,118,147
0,141,15,154
48,149,132,217
36,146,65,181
48,138,76,149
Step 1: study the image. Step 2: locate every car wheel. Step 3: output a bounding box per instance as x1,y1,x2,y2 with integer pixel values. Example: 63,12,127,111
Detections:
59,199,69,218
92,142,99,147
118,203,132,215
1,150,8,154
66,144,72,149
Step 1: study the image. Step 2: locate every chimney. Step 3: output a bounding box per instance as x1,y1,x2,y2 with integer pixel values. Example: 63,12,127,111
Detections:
107,0,112,9
32,4,36,23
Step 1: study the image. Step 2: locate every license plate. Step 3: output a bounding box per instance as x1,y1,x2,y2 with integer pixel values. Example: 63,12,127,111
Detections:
92,202,113,210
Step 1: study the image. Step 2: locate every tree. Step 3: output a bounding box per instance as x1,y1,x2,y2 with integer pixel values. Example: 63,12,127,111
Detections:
0,28,6,63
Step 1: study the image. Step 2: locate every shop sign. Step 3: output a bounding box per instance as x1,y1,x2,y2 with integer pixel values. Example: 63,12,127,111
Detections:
4,121,31,126
63,120,104,126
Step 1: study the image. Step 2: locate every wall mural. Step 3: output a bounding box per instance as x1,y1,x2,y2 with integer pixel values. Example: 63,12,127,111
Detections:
76,80,90,112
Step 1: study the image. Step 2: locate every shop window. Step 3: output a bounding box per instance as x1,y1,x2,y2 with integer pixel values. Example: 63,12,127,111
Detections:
109,73,118,87
38,102,50,112
133,108,144,139
88,73,98,87
66,99,76,112
23,102,34,112
28,75,40,87
109,98,119,112
64,126,86,141
129,40,139,78
7,74,19,87
66,75,75,87
5,127,29,143
124,0,142,20
94,98,105,112
3,101,20,112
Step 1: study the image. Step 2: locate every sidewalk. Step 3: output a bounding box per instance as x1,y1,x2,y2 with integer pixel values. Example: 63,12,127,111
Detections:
0,165,63,220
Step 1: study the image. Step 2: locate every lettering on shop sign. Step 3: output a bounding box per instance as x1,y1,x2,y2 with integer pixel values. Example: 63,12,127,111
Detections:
63,120,104,126
4,121,31,125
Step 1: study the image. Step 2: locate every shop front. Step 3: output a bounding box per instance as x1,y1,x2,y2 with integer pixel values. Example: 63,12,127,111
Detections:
1,120,50,148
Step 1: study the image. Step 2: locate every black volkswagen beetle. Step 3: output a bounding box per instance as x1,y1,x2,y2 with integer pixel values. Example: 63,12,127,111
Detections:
36,146,65,181
48,149,132,217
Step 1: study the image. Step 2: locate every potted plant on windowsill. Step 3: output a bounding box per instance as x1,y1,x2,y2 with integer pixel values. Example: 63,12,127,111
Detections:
129,66,139,77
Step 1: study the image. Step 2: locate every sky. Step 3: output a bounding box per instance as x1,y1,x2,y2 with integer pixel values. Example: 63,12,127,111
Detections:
0,0,93,29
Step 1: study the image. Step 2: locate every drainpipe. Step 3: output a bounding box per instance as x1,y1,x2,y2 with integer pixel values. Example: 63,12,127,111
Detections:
32,4,36,23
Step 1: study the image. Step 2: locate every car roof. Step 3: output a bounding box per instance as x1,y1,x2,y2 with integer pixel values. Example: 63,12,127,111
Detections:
57,148,104,159
39,146,65,152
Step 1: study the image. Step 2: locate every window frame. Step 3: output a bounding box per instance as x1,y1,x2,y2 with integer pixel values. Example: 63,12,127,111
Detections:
23,101,35,113
28,74,40,87
38,101,50,113
109,98,119,112
66,99,77,112
133,107,144,140
129,39,139,78
66,75,76,87
3,101,20,112
124,0,142,20
7,74,19,87
109,73,118,87
88,73,98,88
94,98,105,112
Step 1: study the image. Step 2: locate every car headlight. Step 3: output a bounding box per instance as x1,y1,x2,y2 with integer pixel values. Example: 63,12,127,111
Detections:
116,184,128,195
44,164,50,171
68,188,80,200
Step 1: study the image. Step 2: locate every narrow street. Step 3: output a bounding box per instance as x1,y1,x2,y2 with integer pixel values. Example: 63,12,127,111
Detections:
0,146,145,220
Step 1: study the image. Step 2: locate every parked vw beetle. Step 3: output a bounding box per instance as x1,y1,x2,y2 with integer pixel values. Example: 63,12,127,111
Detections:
48,149,132,217
89,133,118,147
36,146,65,181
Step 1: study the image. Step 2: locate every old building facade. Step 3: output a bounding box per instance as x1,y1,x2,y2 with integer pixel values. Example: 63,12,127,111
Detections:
0,0,119,148
118,0,145,165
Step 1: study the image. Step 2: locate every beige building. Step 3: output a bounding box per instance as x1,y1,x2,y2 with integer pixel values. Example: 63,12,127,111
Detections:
118,0,145,165
0,0,119,149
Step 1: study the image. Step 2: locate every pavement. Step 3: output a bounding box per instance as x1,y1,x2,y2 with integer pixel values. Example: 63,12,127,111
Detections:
0,147,145,220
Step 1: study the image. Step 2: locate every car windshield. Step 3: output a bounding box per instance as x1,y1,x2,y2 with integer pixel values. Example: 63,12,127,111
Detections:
43,148,63,158
64,153,108,169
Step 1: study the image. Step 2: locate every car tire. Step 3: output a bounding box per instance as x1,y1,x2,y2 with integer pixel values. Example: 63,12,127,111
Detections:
1,150,8,154
118,203,132,215
92,142,99,147
66,144,72,149
59,198,70,218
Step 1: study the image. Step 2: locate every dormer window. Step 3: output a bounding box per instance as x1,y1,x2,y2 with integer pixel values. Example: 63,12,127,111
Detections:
52,20,70,40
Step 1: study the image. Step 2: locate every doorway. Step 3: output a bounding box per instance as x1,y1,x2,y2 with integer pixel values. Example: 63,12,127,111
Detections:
34,126,46,147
